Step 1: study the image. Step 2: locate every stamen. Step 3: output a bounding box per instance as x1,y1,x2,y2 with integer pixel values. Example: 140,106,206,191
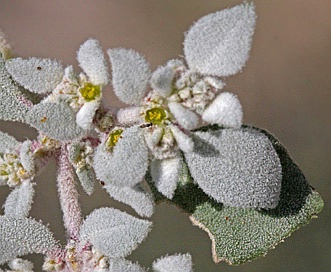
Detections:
79,82,101,101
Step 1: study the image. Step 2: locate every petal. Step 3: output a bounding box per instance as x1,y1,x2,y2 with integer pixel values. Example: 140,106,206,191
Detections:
104,183,155,217
76,100,100,130
77,39,109,85
108,48,151,105
93,126,148,187
153,253,193,272
150,65,175,97
79,207,152,258
150,156,182,199
76,166,96,195
202,92,243,128
184,128,282,209
168,102,199,130
170,125,194,153
4,181,35,218
27,101,85,141
5,57,64,93
184,3,256,77
8,258,34,271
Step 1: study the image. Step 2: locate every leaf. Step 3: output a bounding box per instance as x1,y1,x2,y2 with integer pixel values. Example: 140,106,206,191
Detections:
183,3,256,77
27,101,85,141
108,48,150,105
147,125,324,265
94,126,148,187
185,127,282,209
104,183,155,217
5,57,63,94
152,253,193,272
0,216,60,264
0,56,31,122
0,131,19,153
108,258,147,272
77,39,109,86
4,181,35,218
79,208,152,258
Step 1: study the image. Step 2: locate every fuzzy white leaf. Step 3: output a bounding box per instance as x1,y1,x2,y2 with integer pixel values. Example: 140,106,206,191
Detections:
184,3,256,77
150,156,182,199
108,258,146,272
94,126,148,187
117,107,142,126
153,253,193,272
76,166,95,195
76,100,100,130
0,57,31,122
20,140,35,173
8,258,34,271
170,125,194,153
150,65,175,97
108,48,150,105
202,92,243,128
79,208,152,258
0,131,19,153
0,216,60,264
4,181,35,218
185,128,282,209
77,39,108,86
168,102,199,130
104,183,155,217
27,102,85,141
5,57,63,94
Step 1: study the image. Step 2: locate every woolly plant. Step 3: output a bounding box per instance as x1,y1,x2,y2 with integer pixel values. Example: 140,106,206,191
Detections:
0,2,323,271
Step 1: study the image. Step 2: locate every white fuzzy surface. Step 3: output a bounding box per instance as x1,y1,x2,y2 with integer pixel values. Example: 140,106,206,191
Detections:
0,131,18,153
185,128,282,209
184,3,256,77
108,48,150,105
117,107,142,126
170,125,194,153
150,156,182,199
5,57,63,93
79,207,152,258
153,253,193,272
76,100,100,130
4,181,35,218
0,216,59,264
104,183,155,217
20,140,35,173
27,101,85,141
108,258,146,272
94,126,148,187
150,65,175,97
77,39,109,86
168,102,199,130
202,92,243,128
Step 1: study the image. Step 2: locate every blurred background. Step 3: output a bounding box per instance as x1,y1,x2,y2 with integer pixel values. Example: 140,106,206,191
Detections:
0,0,330,271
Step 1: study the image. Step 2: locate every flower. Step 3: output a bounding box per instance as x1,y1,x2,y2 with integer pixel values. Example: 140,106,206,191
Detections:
5,39,110,134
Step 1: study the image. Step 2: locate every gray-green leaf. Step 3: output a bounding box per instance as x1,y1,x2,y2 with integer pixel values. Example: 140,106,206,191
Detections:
0,131,19,153
147,125,324,265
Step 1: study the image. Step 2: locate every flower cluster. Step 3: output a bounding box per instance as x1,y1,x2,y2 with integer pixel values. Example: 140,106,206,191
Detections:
0,2,310,271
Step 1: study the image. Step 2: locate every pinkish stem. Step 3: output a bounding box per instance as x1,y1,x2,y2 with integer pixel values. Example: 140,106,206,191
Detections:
56,144,82,241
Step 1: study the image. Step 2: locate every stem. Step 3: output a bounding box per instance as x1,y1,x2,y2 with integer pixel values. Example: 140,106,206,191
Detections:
56,144,82,241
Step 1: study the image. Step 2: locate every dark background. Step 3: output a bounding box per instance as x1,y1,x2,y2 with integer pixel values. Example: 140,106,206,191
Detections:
0,1,330,271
